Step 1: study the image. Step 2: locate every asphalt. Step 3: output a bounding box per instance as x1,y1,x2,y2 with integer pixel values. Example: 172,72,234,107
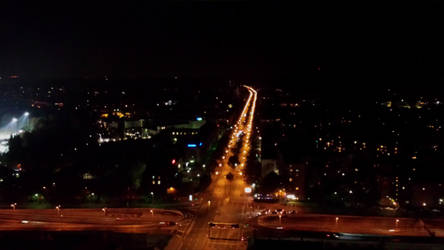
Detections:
0,208,183,233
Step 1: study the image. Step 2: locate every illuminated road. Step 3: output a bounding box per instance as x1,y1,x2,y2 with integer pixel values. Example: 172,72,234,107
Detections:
0,208,183,233
0,86,259,250
165,84,444,249
256,213,444,237
167,86,258,250
2,86,443,248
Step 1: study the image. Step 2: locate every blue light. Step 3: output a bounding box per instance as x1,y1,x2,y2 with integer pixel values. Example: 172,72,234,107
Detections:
199,142,203,147
196,117,203,121
187,144,197,148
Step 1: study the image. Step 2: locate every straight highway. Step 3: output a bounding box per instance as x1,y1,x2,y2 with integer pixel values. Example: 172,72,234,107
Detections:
167,86,258,250
0,208,183,233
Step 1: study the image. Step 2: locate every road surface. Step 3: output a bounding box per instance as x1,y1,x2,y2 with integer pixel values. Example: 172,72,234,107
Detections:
167,86,258,250
258,213,434,236
4,85,442,249
0,208,183,233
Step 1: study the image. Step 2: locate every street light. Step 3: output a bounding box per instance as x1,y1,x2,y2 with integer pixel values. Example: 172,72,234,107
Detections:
24,112,29,117
10,203,17,210
55,205,62,216
11,117,18,123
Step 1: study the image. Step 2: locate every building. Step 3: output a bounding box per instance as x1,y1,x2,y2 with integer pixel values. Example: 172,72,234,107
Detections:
261,159,278,177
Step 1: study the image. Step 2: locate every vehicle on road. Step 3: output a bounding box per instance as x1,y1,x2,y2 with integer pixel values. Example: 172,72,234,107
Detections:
208,222,243,240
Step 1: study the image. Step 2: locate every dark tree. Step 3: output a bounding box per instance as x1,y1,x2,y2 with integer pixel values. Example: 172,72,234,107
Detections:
226,172,234,181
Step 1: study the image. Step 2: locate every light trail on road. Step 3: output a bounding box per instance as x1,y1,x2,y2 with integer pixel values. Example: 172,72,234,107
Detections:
168,86,258,250
215,86,257,197
0,208,183,233
0,87,259,250
255,213,444,238
238,86,257,172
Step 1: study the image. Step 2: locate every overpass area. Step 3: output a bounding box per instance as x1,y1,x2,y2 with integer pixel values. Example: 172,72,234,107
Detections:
255,213,444,237
249,213,444,249
0,208,183,234
1,87,444,249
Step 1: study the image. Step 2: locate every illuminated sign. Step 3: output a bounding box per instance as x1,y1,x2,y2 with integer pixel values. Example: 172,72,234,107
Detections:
187,142,203,148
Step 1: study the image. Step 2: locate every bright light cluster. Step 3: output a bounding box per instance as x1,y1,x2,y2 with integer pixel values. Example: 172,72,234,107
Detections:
216,86,257,180
0,112,30,153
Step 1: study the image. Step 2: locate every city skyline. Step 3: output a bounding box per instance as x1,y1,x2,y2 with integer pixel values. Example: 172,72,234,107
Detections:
1,2,444,249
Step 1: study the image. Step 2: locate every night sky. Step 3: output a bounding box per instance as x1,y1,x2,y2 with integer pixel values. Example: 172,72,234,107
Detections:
1,1,443,87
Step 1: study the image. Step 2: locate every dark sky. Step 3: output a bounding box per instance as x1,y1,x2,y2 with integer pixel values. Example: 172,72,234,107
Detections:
0,1,443,86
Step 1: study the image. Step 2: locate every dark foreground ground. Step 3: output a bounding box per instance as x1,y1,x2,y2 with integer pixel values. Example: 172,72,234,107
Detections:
248,238,444,250
0,231,171,250
1,231,444,250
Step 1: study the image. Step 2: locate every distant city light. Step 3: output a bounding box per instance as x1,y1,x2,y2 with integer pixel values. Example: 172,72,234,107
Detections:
187,144,197,148
167,187,176,194
286,194,297,200
196,117,203,121
244,187,252,194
